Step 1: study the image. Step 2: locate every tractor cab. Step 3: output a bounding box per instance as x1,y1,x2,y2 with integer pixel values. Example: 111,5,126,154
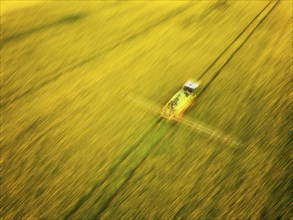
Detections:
183,80,200,96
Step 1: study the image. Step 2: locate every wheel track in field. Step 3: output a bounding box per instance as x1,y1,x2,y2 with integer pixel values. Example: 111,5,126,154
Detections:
197,0,279,97
1,3,193,109
196,1,272,81
65,1,280,218
93,123,178,219
64,118,167,219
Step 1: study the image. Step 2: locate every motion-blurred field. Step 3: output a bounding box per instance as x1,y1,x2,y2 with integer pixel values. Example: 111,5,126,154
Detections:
1,1,292,219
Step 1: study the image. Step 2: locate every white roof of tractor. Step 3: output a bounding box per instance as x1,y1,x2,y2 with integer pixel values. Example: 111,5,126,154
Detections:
184,80,200,89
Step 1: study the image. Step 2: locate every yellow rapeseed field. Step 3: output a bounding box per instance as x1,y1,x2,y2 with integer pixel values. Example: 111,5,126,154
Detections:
1,1,291,219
